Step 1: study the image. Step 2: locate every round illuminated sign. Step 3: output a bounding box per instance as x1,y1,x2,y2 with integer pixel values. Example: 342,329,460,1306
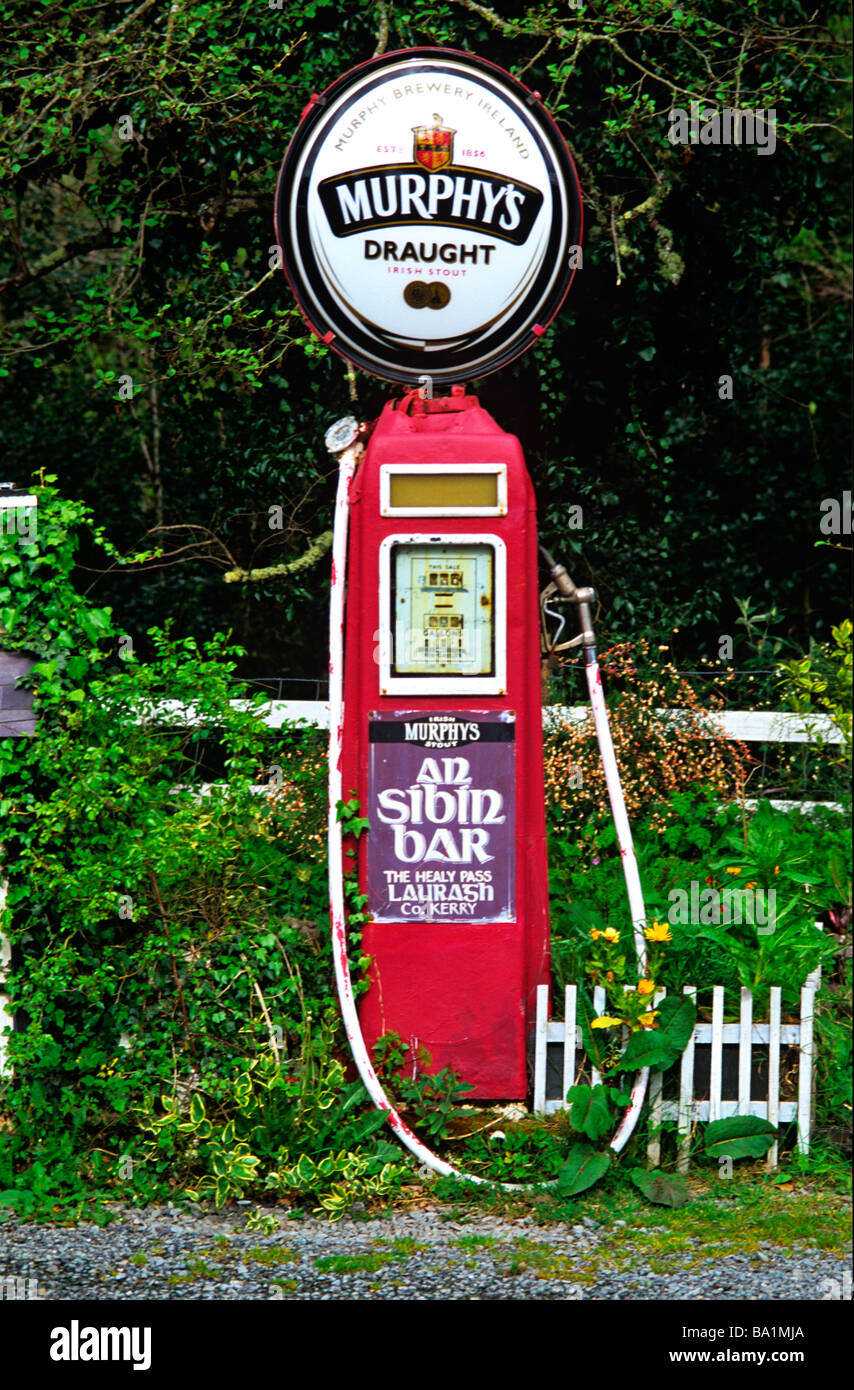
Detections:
275,48,583,384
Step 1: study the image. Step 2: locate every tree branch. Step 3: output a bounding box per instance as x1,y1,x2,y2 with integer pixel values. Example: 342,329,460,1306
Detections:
0,230,112,296
223,532,333,585
373,0,390,58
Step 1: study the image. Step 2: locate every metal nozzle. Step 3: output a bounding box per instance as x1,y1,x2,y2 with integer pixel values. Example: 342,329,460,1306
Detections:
539,544,577,598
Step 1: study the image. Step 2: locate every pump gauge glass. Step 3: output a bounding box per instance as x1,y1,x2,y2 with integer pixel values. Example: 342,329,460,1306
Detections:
391,543,494,677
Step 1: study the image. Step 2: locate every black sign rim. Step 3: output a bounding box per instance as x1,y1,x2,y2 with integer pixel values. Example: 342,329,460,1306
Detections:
274,46,583,385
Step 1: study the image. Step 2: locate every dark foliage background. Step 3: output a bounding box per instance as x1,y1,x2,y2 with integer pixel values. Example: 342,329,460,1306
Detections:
1,0,850,682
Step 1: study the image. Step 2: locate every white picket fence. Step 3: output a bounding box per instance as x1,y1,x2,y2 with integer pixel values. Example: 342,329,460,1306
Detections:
146,699,845,747
142,701,848,815
533,953,822,1169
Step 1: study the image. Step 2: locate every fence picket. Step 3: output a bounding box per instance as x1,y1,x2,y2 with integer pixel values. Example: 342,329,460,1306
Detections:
563,986,577,1106
797,970,819,1155
534,985,548,1116
591,985,606,1088
709,987,725,1123
646,988,666,1167
677,985,697,1173
738,988,752,1114
767,987,781,1170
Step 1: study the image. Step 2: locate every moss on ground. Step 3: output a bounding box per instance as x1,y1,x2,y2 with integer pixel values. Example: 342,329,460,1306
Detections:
313,1236,426,1274
430,1167,851,1284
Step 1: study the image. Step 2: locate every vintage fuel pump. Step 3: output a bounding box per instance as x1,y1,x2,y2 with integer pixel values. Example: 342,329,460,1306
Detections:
276,48,650,1167
338,389,549,1096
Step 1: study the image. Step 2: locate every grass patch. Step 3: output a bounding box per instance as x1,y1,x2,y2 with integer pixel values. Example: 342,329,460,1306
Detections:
503,1238,579,1282
584,1180,851,1270
314,1251,396,1275
314,1237,426,1275
269,1279,298,1294
432,1166,851,1285
244,1245,299,1267
371,1236,426,1256
448,1234,500,1250
166,1256,221,1284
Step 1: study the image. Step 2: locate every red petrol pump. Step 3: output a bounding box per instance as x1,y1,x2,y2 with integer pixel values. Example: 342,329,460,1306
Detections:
340,389,548,1096
276,47,651,1163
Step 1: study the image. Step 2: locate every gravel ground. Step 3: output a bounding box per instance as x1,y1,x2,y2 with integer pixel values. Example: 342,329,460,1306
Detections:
1,1203,849,1301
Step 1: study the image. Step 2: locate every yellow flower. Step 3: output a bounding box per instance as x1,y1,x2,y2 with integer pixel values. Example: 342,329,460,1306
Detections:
725,866,741,875
602,927,620,943
637,978,655,996
589,928,602,941
590,1016,623,1029
644,921,672,943
773,865,780,874
637,1011,659,1027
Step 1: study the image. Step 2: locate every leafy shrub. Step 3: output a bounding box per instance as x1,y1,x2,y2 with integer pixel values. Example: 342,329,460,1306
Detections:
372,1033,474,1141
137,1043,408,1219
550,793,849,1015
776,619,853,774
544,641,753,836
0,485,345,1214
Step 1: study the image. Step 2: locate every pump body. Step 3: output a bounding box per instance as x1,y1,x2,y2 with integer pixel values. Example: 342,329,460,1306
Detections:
340,392,549,1098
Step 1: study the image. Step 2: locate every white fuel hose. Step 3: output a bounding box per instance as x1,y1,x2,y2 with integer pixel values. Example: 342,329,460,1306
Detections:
326,420,648,1182
583,653,649,1152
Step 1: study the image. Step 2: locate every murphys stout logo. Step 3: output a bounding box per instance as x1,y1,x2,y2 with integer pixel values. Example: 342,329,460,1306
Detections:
412,114,454,170
317,114,543,245
275,50,582,383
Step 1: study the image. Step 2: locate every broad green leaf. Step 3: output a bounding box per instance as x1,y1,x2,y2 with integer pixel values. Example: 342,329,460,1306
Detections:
704,1116,778,1160
557,1143,610,1196
657,994,697,1054
296,1153,316,1183
612,1028,676,1073
630,1168,692,1208
566,1084,614,1141
615,994,697,1073
79,609,111,643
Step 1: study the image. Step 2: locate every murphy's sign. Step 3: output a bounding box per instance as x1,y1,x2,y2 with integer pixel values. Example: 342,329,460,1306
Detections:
275,49,582,383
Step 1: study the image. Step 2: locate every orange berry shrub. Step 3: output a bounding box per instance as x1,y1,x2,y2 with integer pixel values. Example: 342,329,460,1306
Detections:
543,640,753,837
264,733,328,868
545,641,754,999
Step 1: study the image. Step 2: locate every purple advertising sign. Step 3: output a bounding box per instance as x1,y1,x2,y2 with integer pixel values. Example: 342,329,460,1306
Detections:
367,710,515,924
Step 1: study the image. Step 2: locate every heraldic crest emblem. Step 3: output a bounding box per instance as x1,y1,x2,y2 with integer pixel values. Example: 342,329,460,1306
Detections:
411,114,455,171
